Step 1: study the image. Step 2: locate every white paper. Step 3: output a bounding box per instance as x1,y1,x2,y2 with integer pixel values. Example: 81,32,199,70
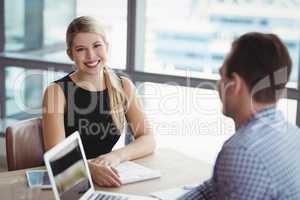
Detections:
149,188,188,200
115,161,161,184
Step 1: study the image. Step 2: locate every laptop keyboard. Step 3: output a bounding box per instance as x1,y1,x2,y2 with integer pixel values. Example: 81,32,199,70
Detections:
94,193,129,200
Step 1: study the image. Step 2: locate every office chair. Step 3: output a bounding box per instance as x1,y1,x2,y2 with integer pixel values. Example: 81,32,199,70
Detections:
5,117,45,171
5,116,134,171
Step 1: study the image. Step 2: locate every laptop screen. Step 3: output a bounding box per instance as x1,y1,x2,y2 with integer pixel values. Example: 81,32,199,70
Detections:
49,139,91,200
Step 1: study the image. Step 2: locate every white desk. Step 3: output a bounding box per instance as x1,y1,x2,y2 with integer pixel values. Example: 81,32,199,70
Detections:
0,148,212,199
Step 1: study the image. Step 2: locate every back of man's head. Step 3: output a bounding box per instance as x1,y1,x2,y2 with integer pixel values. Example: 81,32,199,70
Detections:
225,32,292,103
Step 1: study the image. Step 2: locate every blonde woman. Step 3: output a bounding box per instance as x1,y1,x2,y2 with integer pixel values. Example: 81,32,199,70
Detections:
42,16,156,187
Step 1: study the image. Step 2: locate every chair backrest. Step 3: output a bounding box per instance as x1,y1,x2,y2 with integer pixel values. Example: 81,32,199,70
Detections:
5,117,45,171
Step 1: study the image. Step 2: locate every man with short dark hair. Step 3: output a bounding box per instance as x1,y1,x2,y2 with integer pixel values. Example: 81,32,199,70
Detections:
178,32,300,200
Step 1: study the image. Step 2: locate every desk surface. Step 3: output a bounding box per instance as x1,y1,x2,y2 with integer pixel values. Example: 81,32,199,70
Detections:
0,148,212,200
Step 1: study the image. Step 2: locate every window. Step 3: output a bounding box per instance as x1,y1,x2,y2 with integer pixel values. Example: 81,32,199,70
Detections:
5,0,75,53
5,67,66,119
5,0,25,51
143,0,300,87
4,0,127,69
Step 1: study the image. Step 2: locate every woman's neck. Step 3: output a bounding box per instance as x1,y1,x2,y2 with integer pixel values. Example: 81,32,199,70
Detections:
71,70,106,91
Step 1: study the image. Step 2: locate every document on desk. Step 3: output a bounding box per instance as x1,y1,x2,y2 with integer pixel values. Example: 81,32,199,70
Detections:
115,161,161,184
149,187,188,200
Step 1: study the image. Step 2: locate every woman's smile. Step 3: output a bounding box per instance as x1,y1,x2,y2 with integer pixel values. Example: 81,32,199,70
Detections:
84,60,101,68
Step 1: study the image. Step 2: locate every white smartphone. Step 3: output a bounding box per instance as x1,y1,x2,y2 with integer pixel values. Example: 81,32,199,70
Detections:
26,170,51,189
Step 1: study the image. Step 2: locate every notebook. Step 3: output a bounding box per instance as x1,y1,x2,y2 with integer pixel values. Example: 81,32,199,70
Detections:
44,131,155,200
150,187,188,200
116,161,161,184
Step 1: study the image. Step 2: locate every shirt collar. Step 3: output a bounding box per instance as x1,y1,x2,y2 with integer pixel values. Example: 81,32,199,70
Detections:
236,105,281,134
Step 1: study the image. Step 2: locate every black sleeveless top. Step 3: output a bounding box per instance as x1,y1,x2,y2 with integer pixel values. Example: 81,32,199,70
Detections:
54,73,121,159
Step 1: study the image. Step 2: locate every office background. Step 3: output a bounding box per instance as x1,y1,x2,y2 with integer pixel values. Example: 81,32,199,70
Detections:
0,0,300,168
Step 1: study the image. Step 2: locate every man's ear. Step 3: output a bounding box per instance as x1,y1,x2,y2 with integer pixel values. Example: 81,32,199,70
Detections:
231,72,243,95
66,49,73,61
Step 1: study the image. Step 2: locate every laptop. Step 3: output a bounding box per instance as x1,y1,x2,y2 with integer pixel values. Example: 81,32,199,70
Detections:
44,131,155,200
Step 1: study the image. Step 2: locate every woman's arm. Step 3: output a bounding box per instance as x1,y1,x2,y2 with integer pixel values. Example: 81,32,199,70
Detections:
93,77,156,165
116,77,156,161
42,83,66,151
43,83,121,187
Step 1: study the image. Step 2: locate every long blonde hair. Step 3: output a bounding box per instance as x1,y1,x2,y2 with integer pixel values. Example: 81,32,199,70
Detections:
66,16,128,133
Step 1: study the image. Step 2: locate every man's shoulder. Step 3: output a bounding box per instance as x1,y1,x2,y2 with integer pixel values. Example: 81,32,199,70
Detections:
224,119,300,158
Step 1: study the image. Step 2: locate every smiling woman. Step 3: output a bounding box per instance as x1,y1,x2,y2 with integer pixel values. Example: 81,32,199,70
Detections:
42,16,156,187
69,33,107,72
67,32,109,81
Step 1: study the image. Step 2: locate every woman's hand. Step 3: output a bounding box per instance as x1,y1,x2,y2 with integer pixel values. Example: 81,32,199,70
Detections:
92,152,124,167
88,160,121,187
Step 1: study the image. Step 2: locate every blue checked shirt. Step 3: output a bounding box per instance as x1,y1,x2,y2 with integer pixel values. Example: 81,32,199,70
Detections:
178,107,300,200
